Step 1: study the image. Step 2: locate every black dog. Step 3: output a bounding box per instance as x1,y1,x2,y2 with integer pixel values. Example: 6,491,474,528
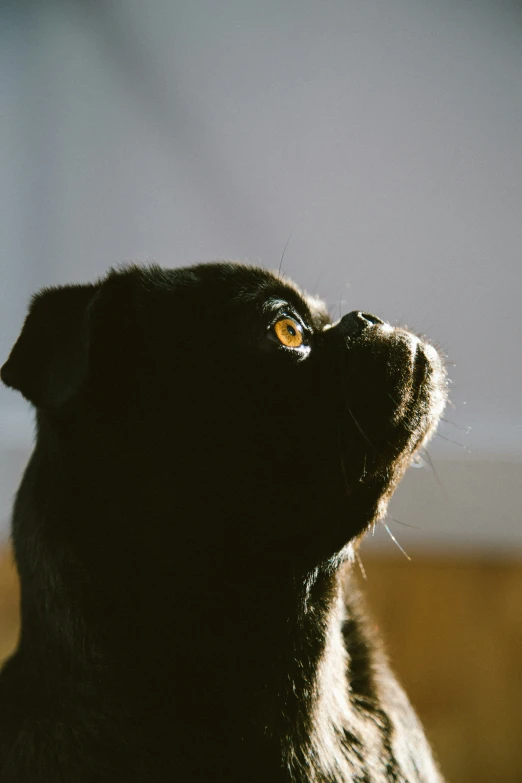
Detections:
0,263,447,782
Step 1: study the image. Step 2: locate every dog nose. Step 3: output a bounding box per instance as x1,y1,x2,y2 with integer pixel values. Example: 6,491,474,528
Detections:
340,311,384,338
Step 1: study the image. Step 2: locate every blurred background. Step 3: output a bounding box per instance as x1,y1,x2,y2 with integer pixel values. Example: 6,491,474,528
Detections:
1,1,521,780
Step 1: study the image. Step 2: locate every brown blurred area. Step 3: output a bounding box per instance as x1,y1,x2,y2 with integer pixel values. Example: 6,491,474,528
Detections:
0,547,521,782
0,549,19,667
363,556,522,783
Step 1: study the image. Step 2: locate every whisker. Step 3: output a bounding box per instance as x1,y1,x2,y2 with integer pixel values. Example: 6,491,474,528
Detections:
435,432,469,450
387,515,422,531
383,523,412,561
387,391,400,407
354,549,367,580
347,407,375,449
278,227,294,275
441,417,471,433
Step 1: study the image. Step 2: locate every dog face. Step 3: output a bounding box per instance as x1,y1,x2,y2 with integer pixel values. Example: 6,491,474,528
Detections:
1,263,447,564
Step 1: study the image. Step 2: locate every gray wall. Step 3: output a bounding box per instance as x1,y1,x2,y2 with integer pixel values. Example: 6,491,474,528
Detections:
1,0,521,551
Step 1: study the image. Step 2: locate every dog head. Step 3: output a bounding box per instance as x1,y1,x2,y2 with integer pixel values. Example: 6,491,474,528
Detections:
1,263,447,566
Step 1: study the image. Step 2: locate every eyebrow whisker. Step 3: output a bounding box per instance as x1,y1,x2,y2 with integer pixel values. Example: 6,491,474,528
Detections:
278,228,295,276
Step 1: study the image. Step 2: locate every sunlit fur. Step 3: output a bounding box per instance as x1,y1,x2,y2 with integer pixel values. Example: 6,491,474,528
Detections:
0,262,447,782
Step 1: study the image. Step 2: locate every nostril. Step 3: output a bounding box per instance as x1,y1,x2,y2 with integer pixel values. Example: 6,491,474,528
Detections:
340,310,384,338
358,312,384,326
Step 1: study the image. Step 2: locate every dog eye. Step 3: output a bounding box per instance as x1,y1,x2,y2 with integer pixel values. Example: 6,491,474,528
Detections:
273,317,303,348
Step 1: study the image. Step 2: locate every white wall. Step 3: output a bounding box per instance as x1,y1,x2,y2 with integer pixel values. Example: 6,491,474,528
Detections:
1,0,521,551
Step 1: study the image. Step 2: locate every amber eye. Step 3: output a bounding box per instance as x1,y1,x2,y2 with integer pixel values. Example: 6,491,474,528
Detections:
273,317,304,348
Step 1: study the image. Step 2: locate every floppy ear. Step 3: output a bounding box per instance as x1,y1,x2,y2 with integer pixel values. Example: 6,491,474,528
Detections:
0,283,100,409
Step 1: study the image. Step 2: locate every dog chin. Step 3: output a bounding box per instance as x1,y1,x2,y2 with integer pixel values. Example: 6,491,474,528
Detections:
339,321,448,483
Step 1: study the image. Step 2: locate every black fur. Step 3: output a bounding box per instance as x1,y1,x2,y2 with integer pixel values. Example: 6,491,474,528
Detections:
0,262,447,782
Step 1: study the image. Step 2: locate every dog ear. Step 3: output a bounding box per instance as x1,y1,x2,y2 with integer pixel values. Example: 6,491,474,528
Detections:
0,282,101,410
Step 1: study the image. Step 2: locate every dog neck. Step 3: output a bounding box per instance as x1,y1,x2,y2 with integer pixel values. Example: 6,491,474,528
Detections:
11,431,393,780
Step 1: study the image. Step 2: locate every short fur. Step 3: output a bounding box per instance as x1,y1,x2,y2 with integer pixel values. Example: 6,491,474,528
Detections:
0,262,447,782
